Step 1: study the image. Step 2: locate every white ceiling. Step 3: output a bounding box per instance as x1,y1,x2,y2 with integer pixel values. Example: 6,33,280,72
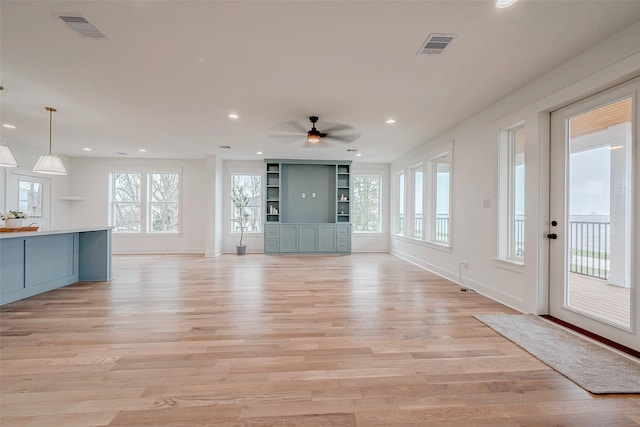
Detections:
2,1,640,163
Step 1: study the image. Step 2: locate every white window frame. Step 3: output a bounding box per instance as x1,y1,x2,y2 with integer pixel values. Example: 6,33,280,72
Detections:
352,174,382,233
426,145,453,247
394,171,406,235
410,164,424,239
109,168,182,235
498,121,525,262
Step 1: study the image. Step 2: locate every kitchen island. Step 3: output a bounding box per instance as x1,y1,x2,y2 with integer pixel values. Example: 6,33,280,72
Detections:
0,227,112,305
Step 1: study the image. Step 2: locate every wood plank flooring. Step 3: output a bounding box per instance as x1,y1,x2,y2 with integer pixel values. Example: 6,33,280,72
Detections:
1,254,638,426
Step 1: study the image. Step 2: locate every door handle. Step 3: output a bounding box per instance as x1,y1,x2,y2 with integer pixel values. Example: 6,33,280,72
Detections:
547,233,558,239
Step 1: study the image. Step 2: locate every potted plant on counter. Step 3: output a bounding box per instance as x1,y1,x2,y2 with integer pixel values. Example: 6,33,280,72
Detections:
2,210,28,228
231,183,251,255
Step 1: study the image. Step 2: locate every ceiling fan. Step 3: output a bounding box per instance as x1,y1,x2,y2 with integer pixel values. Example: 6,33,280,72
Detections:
268,116,360,147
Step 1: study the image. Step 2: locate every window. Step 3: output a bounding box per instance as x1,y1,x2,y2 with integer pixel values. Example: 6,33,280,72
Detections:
352,175,381,233
412,166,423,238
395,172,405,235
149,173,180,233
431,152,451,244
499,122,525,261
111,172,142,232
5,171,51,229
109,171,180,233
19,179,43,219
231,174,262,233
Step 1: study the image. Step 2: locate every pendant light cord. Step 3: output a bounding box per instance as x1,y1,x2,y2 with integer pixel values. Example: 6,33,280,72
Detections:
49,109,53,154
45,107,57,155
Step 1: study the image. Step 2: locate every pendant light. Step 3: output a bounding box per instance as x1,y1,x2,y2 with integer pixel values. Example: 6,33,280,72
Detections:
0,85,19,168
0,145,18,167
33,107,67,175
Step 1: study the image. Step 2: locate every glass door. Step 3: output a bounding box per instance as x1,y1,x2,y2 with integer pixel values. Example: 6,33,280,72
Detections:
549,78,639,352
5,170,51,229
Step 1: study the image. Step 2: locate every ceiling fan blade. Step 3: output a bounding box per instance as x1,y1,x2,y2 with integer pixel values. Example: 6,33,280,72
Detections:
319,122,355,134
270,120,308,134
267,134,306,143
324,132,361,144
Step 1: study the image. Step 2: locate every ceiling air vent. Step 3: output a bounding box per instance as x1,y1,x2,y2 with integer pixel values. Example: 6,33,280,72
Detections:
58,15,108,39
417,33,456,56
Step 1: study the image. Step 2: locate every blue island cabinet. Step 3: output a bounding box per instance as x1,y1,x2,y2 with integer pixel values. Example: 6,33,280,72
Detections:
0,227,112,305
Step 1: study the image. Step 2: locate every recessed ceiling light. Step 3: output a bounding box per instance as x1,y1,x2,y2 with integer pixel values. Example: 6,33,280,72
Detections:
228,113,239,119
495,0,518,8
256,151,263,155
139,149,147,152
2,124,16,129
385,119,396,124
356,153,363,157
83,147,92,151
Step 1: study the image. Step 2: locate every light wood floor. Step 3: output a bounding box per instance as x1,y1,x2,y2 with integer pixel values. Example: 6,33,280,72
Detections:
1,254,638,427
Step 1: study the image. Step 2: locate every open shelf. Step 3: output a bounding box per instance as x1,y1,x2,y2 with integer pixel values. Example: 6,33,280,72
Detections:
336,164,350,223
265,162,280,222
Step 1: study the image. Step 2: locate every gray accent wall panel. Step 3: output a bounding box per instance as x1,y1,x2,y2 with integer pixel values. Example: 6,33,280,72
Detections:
281,164,335,223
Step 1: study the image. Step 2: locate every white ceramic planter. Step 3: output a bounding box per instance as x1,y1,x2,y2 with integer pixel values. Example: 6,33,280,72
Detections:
4,218,22,228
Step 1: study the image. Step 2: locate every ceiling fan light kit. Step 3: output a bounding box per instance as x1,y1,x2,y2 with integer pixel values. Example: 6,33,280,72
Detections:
307,116,322,143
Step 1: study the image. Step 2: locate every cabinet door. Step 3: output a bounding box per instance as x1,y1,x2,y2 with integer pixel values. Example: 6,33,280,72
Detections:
317,226,337,252
265,224,279,239
280,225,298,252
337,225,351,238
337,239,351,253
265,239,280,253
0,239,25,296
298,225,318,252
25,233,78,288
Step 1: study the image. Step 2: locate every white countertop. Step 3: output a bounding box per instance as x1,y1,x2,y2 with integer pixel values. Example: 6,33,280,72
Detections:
0,226,113,239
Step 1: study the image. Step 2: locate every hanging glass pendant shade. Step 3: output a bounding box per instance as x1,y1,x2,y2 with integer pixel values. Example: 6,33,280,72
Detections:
0,85,19,168
33,107,67,175
0,145,19,167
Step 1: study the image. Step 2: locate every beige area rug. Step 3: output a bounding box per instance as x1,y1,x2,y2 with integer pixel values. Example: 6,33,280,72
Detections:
475,314,640,394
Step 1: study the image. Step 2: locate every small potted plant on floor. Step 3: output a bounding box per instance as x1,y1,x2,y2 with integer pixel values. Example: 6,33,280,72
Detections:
231,183,251,255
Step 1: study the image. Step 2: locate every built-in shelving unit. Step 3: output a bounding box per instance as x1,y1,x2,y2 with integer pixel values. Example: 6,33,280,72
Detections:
264,159,351,254
266,162,280,223
337,164,350,223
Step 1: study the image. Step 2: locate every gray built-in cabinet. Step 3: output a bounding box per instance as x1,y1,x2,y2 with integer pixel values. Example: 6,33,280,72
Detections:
264,159,351,254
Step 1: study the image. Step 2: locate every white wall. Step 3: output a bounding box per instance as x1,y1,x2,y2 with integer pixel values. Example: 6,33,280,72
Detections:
390,21,640,314
1,143,73,228
69,157,207,254
204,155,224,257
